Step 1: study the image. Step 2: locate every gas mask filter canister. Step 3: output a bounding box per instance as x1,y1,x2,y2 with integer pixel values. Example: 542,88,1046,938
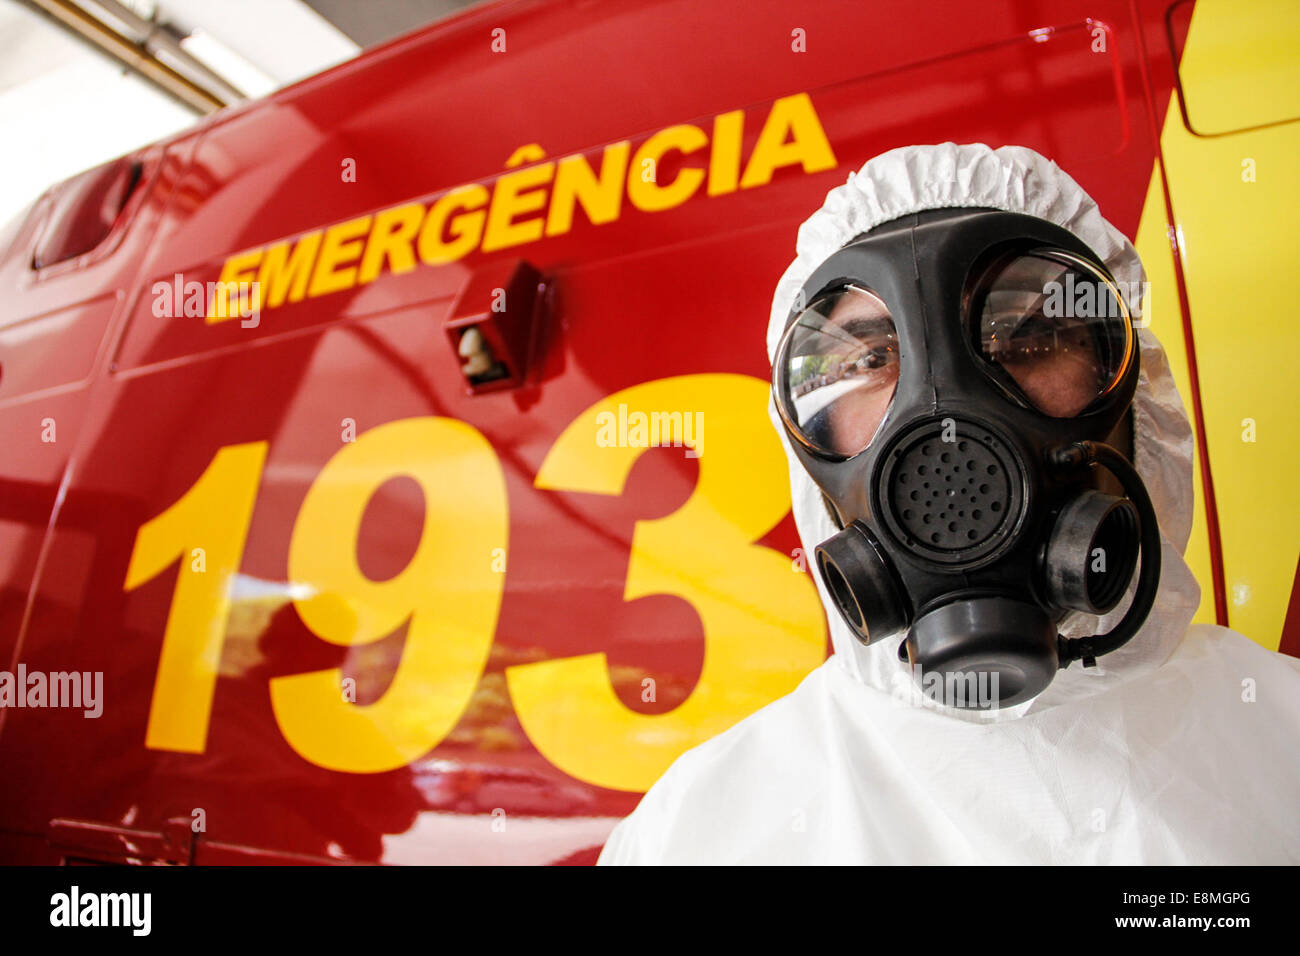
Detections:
772,208,1161,709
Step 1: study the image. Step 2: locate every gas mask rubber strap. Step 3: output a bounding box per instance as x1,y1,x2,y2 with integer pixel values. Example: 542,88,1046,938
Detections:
1052,441,1162,668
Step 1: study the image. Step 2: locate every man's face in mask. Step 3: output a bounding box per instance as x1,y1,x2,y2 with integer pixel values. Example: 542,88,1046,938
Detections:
810,255,1118,459
773,208,1151,707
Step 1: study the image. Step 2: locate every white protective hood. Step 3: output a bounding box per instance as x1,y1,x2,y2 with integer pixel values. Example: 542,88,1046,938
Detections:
599,144,1300,864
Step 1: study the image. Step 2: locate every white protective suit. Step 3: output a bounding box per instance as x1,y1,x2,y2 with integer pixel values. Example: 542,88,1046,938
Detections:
599,144,1300,865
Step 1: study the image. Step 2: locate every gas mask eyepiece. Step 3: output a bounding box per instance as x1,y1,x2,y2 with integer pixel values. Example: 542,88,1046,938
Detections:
773,209,1161,710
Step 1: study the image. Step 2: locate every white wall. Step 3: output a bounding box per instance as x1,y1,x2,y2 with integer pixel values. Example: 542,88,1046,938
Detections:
0,0,359,229
0,1,197,227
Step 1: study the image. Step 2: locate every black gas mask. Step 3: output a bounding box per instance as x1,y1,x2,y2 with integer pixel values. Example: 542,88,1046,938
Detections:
772,208,1161,709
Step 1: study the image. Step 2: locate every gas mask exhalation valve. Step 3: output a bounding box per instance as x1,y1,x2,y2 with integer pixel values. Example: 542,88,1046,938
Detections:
773,208,1161,709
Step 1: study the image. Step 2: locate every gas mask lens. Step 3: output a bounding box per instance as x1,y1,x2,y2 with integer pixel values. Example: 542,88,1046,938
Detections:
775,285,900,459
971,250,1133,417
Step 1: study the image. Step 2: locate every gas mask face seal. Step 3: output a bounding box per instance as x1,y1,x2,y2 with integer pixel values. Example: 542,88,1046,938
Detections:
772,208,1161,710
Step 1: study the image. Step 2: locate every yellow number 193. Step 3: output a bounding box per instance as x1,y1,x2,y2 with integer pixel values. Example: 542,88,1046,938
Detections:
124,376,823,788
